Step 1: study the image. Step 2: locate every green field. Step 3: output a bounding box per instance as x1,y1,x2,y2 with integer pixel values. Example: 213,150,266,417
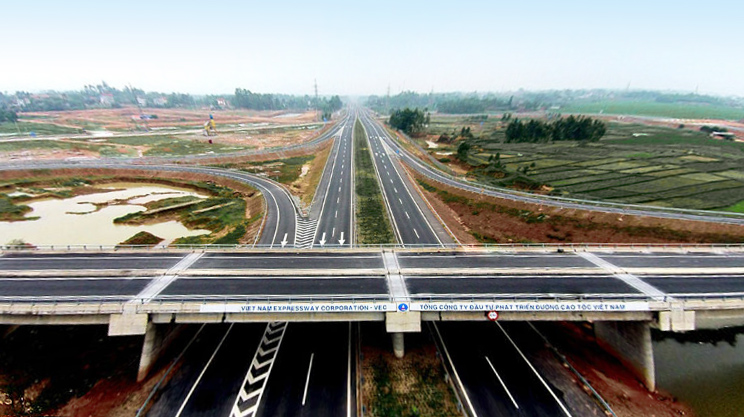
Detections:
419,116,744,212
560,100,744,120
0,121,83,135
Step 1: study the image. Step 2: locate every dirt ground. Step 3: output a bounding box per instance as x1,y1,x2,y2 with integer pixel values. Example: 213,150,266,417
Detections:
22,107,319,131
2,108,330,162
539,322,695,417
408,167,744,244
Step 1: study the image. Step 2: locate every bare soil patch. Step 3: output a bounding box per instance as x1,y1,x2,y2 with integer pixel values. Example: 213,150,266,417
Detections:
408,167,744,244
540,323,695,417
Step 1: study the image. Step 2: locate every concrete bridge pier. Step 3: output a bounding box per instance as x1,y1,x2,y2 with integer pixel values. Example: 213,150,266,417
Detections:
107,313,183,382
385,311,421,358
594,321,656,391
391,333,405,358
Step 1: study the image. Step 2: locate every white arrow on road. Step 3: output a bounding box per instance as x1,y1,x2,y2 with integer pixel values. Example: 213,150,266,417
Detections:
319,232,326,247
280,233,288,248
338,232,345,245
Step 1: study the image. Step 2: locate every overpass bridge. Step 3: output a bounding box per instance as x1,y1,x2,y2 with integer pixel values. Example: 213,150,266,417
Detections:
3,246,744,386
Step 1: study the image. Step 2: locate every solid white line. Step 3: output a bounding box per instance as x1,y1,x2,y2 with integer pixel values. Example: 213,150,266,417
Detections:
485,356,519,409
495,323,572,416
302,353,315,406
175,324,234,417
431,323,479,417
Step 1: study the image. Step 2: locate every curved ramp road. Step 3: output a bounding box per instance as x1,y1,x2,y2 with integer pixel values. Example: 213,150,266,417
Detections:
366,111,744,226
0,162,298,247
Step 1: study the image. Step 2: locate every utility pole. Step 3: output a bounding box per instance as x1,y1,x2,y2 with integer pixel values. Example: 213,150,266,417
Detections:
314,79,319,121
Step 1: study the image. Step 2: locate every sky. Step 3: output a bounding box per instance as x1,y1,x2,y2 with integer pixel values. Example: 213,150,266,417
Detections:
2,0,743,97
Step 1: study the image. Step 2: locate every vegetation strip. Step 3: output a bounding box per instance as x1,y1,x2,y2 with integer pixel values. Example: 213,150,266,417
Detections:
354,119,395,244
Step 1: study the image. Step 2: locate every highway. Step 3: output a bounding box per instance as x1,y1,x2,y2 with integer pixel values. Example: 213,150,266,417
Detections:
371,113,744,226
4,250,744,303
358,112,451,246
142,322,354,417
310,112,356,248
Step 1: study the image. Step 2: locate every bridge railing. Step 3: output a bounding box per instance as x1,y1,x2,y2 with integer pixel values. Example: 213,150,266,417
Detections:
3,242,744,252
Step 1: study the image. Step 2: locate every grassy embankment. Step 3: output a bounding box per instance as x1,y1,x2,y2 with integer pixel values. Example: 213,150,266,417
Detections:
414,174,744,244
419,116,744,211
0,175,262,246
354,120,395,244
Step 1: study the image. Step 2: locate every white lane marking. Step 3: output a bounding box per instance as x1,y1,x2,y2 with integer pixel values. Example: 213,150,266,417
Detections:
399,198,403,205
485,356,519,409
338,186,342,192
390,179,393,183
431,323,479,417
578,252,667,300
414,229,420,239
175,324,234,417
335,210,338,218
332,227,336,237
405,212,410,219
394,187,398,193
337,197,340,204
302,353,315,406
340,178,343,184
495,323,573,416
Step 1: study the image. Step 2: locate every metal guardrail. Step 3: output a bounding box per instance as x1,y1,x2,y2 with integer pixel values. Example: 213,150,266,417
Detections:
3,242,744,252
380,120,744,223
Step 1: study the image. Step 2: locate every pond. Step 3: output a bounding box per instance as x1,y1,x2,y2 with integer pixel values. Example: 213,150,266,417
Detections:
654,328,744,417
0,183,211,246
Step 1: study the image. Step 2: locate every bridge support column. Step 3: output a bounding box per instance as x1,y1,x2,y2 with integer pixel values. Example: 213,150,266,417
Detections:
595,321,655,391
137,322,185,382
391,333,405,358
385,311,421,358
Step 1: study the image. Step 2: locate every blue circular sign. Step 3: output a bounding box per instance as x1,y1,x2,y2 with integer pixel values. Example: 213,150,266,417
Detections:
398,303,409,312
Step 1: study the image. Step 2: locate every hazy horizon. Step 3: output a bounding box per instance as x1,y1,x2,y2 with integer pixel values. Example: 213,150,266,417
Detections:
3,0,743,97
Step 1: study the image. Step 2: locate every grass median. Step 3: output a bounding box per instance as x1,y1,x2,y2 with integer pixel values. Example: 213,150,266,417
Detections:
354,119,395,244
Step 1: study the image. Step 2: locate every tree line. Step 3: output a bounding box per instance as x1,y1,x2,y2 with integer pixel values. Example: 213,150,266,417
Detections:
505,116,607,143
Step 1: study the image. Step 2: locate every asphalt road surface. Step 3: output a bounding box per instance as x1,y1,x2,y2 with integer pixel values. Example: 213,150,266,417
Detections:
311,112,356,248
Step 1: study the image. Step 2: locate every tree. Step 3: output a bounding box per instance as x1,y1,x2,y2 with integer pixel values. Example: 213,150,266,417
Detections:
457,141,471,161
389,108,428,135
0,109,18,123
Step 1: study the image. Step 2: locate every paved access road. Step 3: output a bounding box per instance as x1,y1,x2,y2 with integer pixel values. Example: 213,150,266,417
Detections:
3,250,744,303
309,112,357,248
144,322,355,417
